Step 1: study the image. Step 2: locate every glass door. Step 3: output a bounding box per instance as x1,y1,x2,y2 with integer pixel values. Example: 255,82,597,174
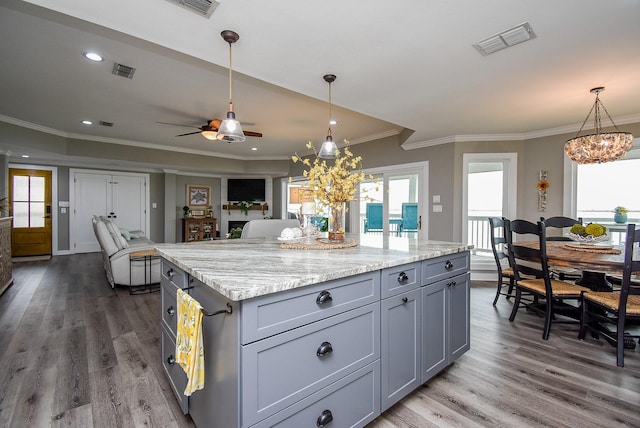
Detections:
357,163,427,240
462,153,517,258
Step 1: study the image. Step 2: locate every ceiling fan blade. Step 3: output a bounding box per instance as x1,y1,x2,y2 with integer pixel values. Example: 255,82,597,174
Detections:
157,121,200,129
175,131,202,137
244,131,263,137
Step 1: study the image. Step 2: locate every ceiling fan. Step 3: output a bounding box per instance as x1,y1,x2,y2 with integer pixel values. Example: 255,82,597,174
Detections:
158,119,262,141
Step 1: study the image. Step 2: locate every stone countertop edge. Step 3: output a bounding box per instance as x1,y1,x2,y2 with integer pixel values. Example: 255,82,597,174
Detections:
155,237,473,301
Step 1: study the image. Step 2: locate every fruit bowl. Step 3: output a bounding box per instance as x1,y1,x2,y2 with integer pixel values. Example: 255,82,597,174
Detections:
566,233,609,243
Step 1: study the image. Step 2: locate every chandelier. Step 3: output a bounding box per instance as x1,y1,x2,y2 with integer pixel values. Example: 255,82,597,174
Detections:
564,87,633,164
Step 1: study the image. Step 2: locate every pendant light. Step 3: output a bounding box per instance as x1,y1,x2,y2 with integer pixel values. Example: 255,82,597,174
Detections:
216,30,246,143
564,87,633,164
318,74,338,159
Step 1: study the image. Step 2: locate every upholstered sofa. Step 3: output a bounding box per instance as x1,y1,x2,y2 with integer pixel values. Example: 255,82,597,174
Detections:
92,215,160,287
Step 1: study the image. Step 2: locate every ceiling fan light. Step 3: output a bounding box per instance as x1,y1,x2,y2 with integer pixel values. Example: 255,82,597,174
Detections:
216,110,246,143
201,130,218,140
318,135,338,159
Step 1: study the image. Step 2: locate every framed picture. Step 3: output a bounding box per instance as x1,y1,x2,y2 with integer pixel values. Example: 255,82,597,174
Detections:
187,184,211,208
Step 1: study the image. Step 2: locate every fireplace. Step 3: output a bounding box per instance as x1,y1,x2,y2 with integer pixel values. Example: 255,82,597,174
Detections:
229,220,249,231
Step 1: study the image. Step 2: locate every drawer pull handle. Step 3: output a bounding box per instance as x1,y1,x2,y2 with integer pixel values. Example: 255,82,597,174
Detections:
167,268,174,278
167,306,175,316
167,355,175,365
444,260,453,270
316,290,333,305
397,271,409,283
402,297,408,303
317,409,333,427
316,341,333,358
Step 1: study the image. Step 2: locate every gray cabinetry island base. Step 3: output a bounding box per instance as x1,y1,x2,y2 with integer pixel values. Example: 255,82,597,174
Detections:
156,236,471,427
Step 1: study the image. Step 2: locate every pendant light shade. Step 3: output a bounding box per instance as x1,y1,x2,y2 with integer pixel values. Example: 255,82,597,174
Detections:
564,87,633,164
318,74,338,159
217,30,246,143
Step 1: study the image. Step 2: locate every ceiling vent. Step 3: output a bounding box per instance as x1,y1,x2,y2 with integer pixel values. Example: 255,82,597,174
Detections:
112,63,136,79
99,121,114,127
166,0,219,17
473,22,536,56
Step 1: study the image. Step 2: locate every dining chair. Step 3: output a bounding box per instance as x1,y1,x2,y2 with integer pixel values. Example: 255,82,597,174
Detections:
488,217,516,305
364,203,383,233
539,216,583,241
540,216,583,281
578,223,640,367
506,219,590,340
401,203,419,234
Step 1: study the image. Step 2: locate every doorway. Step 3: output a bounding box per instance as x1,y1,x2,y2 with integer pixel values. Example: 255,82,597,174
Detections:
356,163,428,240
9,168,52,257
462,153,517,273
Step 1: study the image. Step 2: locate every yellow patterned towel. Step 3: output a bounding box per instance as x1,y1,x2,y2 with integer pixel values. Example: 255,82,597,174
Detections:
175,289,205,396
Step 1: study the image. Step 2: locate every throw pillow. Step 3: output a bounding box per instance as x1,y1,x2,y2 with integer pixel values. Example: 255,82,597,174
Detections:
121,229,132,241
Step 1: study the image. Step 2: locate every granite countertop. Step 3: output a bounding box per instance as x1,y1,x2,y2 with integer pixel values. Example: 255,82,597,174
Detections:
155,235,472,301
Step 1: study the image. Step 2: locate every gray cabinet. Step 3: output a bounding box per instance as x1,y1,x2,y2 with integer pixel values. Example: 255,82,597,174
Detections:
160,251,470,427
421,271,470,383
381,288,421,411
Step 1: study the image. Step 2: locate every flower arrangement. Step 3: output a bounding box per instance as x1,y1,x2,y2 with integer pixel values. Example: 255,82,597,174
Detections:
614,206,628,215
226,227,243,239
235,200,253,215
291,140,372,239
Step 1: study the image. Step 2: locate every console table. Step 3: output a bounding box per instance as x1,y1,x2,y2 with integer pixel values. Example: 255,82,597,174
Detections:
182,218,217,242
156,236,471,428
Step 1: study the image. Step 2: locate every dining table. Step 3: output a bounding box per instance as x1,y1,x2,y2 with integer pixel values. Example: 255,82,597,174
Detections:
518,240,638,292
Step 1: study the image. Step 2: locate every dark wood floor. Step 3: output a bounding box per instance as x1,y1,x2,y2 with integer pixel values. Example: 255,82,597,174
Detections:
0,254,638,427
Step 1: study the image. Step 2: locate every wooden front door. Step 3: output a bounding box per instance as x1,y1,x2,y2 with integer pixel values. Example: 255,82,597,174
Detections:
9,168,52,257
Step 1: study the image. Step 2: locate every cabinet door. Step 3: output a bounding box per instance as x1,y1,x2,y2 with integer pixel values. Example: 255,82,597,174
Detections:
381,288,421,411
448,272,470,361
421,280,447,383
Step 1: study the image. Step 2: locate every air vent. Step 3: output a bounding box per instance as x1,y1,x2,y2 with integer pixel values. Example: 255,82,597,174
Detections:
166,0,219,17
112,63,136,79
473,22,536,56
99,121,114,127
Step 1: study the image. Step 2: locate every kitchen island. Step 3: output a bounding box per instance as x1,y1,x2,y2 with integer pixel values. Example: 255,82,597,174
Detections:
156,235,472,428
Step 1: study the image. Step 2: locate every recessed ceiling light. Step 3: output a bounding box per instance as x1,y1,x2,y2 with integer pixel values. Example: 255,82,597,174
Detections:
83,52,103,62
329,119,337,125
251,147,258,151
21,155,30,158
82,120,93,125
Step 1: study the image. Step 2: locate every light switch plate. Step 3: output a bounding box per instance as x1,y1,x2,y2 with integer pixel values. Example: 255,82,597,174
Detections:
433,204,443,212
432,195,440,203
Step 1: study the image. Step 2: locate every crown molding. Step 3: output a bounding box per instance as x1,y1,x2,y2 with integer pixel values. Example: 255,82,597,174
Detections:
401,113,640,151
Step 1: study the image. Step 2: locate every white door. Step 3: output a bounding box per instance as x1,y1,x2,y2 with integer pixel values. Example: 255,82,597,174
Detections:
71,170,148,253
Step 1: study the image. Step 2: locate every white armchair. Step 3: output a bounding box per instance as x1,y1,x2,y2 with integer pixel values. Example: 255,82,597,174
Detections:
92,215,160,287
240,219,301,238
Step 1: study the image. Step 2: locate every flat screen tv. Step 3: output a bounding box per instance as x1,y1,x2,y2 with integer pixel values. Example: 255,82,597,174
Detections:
227,178,266,202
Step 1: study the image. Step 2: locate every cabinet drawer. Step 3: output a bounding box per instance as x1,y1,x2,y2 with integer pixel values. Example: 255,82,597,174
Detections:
161,324,188,415
241,272,379,344
161,259,188,290
381,262,421,298
252,361,380,428
241,303,380,427
161,280,179,336
422,252,469,285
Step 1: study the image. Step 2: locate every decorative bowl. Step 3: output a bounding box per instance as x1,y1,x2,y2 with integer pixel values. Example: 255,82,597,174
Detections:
566,232,608,243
